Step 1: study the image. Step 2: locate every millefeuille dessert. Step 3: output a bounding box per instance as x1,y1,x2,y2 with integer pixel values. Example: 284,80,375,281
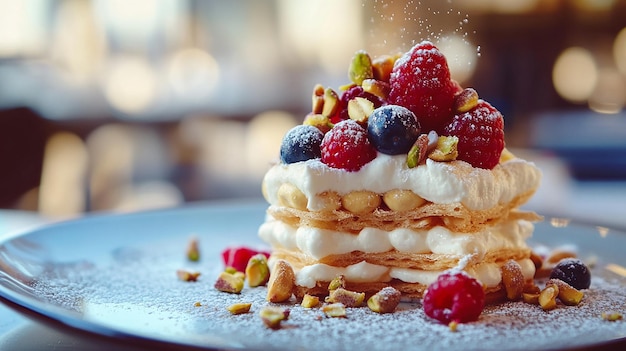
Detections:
258,41,542,302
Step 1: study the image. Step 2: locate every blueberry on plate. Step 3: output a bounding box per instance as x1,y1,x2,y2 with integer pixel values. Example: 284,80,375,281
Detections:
280,125,324,164
549,258,591,290
367,105,420,155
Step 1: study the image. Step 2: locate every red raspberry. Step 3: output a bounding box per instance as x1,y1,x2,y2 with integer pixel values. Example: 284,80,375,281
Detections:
321,119,377,171
221,246,270,272
388,41,460,134
423,270,485,324
443,100,505,169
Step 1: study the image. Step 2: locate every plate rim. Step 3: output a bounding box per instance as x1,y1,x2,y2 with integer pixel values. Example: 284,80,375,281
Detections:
0,199,269,351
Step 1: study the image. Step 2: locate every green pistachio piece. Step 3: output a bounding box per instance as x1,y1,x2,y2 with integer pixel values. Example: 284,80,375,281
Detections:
214,271,244,294
407,134,429,168
245,254,270,287
428,136,459,162
328,275,346,291
349,50,374,85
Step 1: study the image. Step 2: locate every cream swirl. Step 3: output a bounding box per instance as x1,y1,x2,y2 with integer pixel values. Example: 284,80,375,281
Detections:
259,217,534,260
276,258,536,289
262,155,541,211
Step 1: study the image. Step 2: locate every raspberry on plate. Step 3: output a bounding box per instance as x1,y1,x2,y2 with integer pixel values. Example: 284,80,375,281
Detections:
443,100,505,169
221,246,270,273
388,41,460,134
321,119,377,172
422,270,485,324
280,125,324,164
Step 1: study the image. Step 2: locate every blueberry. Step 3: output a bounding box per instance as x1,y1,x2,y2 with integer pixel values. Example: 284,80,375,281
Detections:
280,125,324,164
367,105,421,155
549,258,591,290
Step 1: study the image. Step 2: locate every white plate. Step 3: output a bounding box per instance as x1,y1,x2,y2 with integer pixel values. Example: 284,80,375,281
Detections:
0,200,625,350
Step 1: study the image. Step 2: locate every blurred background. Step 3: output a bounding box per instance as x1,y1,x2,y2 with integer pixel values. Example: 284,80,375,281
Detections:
0,0,625,227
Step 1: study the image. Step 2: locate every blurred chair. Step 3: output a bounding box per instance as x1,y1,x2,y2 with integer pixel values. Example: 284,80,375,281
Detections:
0,107,49,209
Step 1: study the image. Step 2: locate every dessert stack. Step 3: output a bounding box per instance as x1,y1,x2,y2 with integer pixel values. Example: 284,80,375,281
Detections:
259,41,542,301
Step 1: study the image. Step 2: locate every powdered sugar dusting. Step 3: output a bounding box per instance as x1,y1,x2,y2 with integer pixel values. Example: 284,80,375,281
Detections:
366,0,477,55
33,246,626,350
282,125,323,150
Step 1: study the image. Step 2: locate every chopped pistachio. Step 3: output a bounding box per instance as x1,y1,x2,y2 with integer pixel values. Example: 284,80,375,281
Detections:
601,312,623,321
328,275,346,291
322,303,347,318
428,136,459,162
266,259,295,303
245,254,270,287
233,271,245,281
227,302,252,315
371,54,396,82
453,87,479,113
347,97,374,123
326,288,365,307
301,294,320,308
322,88,340,118
522,292,540,305
548,279,584,306
407,143,421,169
214,271,244,294
303,113,333,134
186,237,200,262
361,78,390,100
224,267,238,274
367,287,401,314
259,306,289,329
349,50,374,85
339,83,356,91
539,285,559,311
312,84,325,114
176,269,201,282
407,134,429,168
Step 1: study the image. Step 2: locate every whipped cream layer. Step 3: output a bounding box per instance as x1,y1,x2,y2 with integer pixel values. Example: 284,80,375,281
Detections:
263,155,541,211
259,217,533,260
273,258,536,289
